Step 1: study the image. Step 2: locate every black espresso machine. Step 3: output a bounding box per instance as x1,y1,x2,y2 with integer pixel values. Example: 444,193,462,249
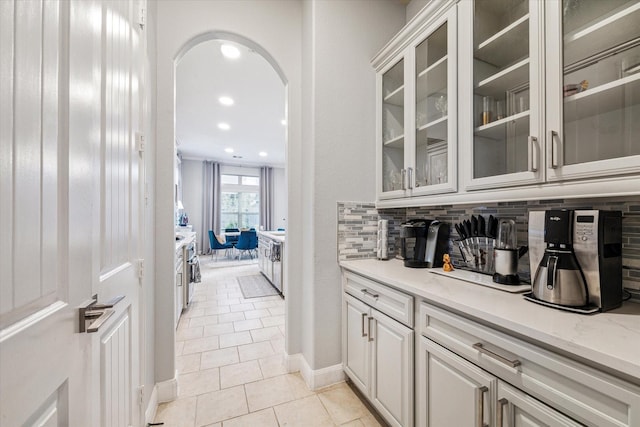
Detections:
398,219,450,268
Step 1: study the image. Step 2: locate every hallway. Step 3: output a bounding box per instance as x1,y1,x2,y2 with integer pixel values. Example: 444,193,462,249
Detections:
154,263,381,426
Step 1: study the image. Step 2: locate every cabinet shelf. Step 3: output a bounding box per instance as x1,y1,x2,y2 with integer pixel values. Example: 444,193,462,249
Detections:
564,1,640,66
475,14,529,68
475,111,530,141
417,116,447,146
475,58,529,98
564,73,640,123
384,134,405,148
384,85,404,106
417,56,447,102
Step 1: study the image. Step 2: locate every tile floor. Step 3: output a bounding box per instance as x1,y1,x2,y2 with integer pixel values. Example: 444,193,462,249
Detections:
154,262,381,427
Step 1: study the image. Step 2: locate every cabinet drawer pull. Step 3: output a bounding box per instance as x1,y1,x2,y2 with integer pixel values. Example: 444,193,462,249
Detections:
360,288,379,299
361,312,367,337
476,386,488,427
367,316,374,342
550,130,559,169
401,168,407,190
473,343,521,368
497,398,508,427
528,136,538,172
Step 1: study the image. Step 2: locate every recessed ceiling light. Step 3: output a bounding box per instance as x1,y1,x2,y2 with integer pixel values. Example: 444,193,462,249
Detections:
281,119,287,125
233,155,243,159
259,152,268,157
220,44,240,59
225,148,234,153
218,123,230,130
219,96,234,106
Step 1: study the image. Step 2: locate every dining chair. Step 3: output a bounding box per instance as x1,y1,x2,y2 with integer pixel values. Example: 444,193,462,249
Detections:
234,230,258,259
224,228,240,244
208,230,234,259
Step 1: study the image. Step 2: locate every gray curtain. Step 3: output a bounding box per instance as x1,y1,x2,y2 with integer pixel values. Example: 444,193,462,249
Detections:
201,161,221,254
260,167,273,231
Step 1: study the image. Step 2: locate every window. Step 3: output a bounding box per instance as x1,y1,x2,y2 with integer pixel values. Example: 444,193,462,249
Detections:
220,174,260,230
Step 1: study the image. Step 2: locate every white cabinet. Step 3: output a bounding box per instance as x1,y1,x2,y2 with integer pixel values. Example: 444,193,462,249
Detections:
460,0,640,192
375,0,640,208
376,4,458,201
417,336,582,427
418,301,640,427
342,273,414,427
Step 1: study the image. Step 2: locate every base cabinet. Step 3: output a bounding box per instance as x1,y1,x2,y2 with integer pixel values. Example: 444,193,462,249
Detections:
343,293,414,427
417,336,581,427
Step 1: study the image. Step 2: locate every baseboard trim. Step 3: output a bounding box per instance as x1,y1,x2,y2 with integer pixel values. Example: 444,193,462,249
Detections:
284,352,345,391
156,371,178,403
145,384,159,425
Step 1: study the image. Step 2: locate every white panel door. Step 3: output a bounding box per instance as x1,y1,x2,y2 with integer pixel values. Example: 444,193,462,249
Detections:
370,309,413,427
0,1,145,426
343,294,371,396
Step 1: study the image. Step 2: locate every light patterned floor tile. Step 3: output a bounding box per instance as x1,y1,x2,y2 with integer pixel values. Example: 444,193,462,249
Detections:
177,353,201,374
249,326,282,343
260,315,285,327
219,360,263,389
244,309,271,319
153,396,197,427
189,315,219,327
200,347,239,370
219,331,252,348
318,382,370,425
182,335,220,355
221,408,278,427
179,368,220,397
258,354,288,379
245,375,296,412
177,326,204,341
230,303,255,312
218,312,246,324
274,395,335,427
238,340,276,362
203,323,235,337
195,385,248,426
233,318,263,332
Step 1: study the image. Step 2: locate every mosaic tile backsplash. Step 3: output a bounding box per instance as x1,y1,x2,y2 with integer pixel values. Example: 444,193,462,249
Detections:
337,197,640,291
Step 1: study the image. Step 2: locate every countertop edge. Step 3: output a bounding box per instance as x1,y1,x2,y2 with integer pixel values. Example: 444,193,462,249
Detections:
340,258,640,386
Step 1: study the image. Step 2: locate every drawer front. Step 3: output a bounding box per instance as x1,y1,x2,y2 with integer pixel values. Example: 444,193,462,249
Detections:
343,271,413,328
418,302,640,427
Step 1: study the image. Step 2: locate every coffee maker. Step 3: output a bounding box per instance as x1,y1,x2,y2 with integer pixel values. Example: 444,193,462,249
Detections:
399,219,450,268
528,210,623,313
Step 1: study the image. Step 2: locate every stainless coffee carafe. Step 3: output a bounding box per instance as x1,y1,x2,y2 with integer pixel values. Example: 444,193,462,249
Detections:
531,210,588,307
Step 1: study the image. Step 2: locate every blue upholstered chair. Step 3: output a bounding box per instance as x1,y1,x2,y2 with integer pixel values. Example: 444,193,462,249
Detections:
234,230,258,259
208,230,234,259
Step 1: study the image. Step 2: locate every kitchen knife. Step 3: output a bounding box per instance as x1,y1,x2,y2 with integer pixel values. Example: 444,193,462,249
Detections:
455,223,466,240
478,215,486,237
486,215,495,238
471,215,478,238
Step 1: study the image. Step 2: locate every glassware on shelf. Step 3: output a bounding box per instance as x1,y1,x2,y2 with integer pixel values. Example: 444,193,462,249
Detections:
496,100,505,120
481,96,494,125
435,95,447,117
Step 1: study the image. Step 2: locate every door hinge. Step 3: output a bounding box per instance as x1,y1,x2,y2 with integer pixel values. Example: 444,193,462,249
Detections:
138,258,145,282
136,132,145,154
137,4,146,30
138,385,144,406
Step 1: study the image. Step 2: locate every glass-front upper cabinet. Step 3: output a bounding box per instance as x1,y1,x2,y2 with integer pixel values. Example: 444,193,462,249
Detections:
411,8,457,196
461,0,544,190
379,58,406,198
546,0,640,181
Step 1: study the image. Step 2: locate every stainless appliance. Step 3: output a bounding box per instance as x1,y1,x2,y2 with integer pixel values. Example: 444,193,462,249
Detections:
270,241,283,294
527,210,623,313
399,219,449,268
183,240,197,309
493,218,528,285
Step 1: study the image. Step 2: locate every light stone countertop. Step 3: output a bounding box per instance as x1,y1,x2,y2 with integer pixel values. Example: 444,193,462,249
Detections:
258,230,285,243
175,231,196,252
340,258,640,385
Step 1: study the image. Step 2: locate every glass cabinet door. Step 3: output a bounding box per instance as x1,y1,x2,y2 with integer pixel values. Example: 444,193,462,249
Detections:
412,8,457,196
546,0,640,180
466,0,543,189
381,59,406,196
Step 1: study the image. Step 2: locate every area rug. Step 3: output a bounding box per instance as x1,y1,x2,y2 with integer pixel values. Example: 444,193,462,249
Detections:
237,274,280,298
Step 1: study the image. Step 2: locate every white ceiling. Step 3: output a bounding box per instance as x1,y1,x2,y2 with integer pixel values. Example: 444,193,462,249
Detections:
176,39,286,167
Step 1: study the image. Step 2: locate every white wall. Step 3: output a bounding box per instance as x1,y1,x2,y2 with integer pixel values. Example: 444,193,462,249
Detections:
273,167,287,230
155,0,303,385
156,0,405,389
303,0,406,370
407,0,430,21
